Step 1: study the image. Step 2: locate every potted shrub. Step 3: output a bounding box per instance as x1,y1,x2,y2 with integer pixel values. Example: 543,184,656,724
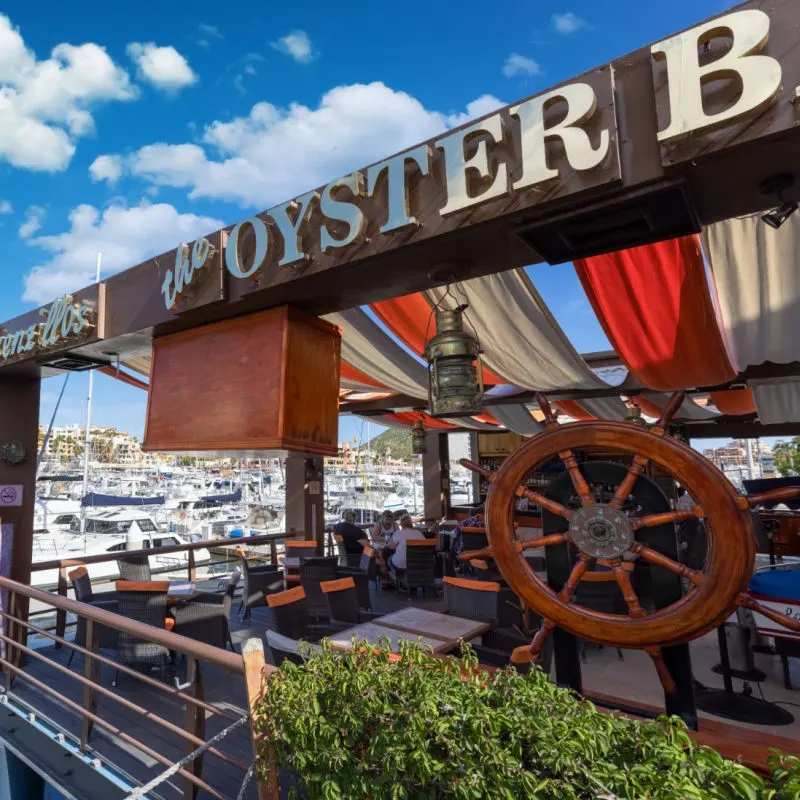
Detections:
254,640,800,799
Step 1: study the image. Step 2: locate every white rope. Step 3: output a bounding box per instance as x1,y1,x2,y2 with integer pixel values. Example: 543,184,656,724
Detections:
236,761,256,800
124,714,249,799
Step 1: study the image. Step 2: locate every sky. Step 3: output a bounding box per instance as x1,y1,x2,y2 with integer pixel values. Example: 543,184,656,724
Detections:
0,0,746,452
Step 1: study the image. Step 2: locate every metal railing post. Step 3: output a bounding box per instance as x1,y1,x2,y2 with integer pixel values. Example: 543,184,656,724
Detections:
81,619,99,749
188,548,197,582
242,638,279,800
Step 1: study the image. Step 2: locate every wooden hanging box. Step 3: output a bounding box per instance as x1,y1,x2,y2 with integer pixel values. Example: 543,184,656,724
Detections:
142,306,341,456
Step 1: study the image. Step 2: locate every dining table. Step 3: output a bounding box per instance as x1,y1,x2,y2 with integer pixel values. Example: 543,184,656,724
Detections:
327,609,490,655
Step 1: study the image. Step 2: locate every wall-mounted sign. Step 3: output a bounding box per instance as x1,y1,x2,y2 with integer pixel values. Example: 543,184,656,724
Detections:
151,7,782,312
0,485,22,507
0,294,96,364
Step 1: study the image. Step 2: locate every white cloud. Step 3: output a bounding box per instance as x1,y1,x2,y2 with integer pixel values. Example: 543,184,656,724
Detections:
552,12,586,33
0,199,12,214
197,23,223,46
126,42,197,93
89,153,123,184
106,82,504,208
502,54,541,78
18,205,45,238
0,14,137,172
22,201,223,303
270,30,318,64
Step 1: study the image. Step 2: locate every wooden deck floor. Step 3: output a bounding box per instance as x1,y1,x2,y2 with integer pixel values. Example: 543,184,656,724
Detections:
4,580,800,798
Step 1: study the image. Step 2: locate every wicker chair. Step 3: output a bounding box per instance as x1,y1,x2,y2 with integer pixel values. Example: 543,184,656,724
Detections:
239,559,283,621
265,630,321,667
113,581,174,685
282,540,318,585
320,577,382,625
172,570,240,652
443,577,500,624
299,557,340,620
266,586,348,642
67,566,119,667
575,570,626,662
460,527,489,556
116,554,152,581
396,540,437,598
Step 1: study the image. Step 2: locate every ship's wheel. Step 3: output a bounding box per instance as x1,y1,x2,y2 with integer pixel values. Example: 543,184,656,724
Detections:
460,391,800,694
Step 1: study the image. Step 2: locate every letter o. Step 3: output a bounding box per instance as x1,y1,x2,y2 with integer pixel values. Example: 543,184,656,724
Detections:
225,217,269,279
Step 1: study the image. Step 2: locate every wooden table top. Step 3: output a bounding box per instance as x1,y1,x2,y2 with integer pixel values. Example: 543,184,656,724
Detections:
327,622,451,654
376,608,489,643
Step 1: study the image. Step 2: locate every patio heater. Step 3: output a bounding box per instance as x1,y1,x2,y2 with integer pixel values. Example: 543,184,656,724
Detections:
424,304,483,418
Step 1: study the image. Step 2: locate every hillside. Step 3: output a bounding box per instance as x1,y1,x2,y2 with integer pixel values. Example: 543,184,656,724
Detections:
368,426,412,461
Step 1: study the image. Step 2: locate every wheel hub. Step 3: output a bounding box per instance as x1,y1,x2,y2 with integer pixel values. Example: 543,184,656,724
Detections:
569,504,633,559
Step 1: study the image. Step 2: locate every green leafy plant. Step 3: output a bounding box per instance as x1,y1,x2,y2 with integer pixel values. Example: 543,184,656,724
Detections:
254,640,798,799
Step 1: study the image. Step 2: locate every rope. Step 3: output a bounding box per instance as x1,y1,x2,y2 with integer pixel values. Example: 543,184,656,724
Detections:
124,715,249,799
236,761,256,800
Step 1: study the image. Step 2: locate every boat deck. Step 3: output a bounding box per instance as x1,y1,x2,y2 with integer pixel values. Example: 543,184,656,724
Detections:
4,580,800,799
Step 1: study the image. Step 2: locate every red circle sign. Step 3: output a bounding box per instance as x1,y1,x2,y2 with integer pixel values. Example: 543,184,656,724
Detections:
0,487,17,504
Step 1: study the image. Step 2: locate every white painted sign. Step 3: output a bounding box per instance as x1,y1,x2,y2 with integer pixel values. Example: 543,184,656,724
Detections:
0,485,23,507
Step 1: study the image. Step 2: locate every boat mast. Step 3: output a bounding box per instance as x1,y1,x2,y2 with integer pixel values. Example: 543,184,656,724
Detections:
80,252,102,535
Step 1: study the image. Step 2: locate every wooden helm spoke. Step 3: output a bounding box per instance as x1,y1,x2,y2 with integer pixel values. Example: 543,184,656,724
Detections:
738,593,800,634
560,450,594,507
609,454,649,510
629,506,704,531
653,390,686,433
534,392,558,428
645,646,677,695
557,553,592,603
510,619,554,664
739,486,800,509
521,488,573,520
610,559,646,618
629,543,703,586
527,533,569,549
457,546,496,562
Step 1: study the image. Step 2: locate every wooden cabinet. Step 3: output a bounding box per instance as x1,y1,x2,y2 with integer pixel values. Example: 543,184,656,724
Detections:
478,432,524,456
143,306,341,456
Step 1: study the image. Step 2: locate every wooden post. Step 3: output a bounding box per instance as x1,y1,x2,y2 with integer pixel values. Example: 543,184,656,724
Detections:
242,638,279,800
285,456,324,554
0,375,41,669
54,566,69,649
187,548,197,582
422,431,449,521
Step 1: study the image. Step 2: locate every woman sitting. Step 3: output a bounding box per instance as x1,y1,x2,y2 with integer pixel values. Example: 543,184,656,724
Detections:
377,514,424,583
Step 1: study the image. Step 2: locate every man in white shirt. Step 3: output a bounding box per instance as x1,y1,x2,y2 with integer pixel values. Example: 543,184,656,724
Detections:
379,514,425,575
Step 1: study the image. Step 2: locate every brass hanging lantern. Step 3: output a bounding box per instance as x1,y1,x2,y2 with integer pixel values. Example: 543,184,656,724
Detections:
411,419,427,455
424,304,483,418
625,404,646,425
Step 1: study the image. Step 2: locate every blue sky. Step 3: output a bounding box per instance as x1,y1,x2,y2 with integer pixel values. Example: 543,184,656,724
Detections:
0,0,739,449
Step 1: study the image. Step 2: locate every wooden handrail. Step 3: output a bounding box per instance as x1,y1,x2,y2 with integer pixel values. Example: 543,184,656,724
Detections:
31,530,297,572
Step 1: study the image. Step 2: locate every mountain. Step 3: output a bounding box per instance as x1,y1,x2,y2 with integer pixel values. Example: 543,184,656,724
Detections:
367,426,412,461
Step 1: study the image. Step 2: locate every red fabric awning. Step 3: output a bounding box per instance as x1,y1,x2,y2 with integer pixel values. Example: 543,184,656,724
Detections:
371,293,504,384
386,411,456,429
473,411,501,426
340,361,388,390
574,236,736,390
710,388,757,416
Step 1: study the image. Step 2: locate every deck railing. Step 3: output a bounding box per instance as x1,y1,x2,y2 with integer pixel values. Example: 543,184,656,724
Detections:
0,573,276,799
29,530,302,647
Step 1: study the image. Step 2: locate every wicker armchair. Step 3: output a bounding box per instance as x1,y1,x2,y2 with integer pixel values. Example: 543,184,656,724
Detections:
67,566,119,668
443,577,500,624
396,540,438,598
266,586,348,642
320,578,382,625
239,559,283,621
172,570,240,652
265,630,321,667
299,557,340,620
113,581,174,685
116,554,152,582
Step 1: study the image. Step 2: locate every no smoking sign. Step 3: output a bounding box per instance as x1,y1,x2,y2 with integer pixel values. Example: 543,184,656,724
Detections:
0,485,23,507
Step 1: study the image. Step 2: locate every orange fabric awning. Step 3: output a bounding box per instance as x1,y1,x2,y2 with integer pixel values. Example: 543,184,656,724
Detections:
390,411,456,429
371,292,504,384
710,388,757,416
473,411,500,425
340,361,388,390
554,400,595,420
574,236,736,390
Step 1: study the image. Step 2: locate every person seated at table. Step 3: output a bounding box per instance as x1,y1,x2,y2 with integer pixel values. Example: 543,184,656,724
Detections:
377,514,424,580
334,511,367,555
371,510,397,542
